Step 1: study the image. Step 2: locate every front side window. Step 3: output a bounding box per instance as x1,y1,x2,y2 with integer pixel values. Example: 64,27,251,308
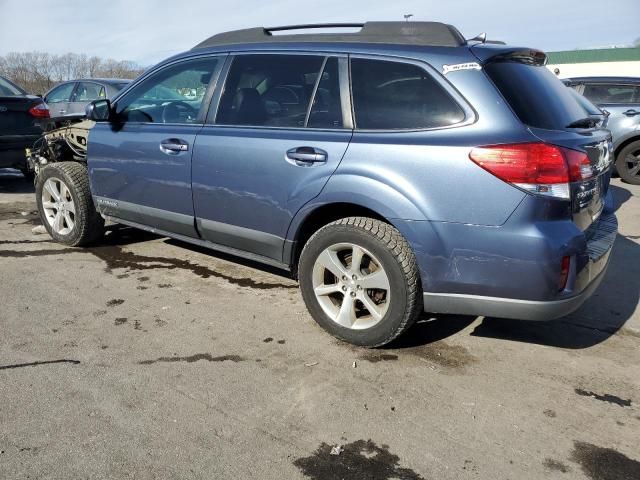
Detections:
351,58,465,130
73,82,105,102
116,57,220,123
582,84,639,104
46,83,75,103
216,54,325,127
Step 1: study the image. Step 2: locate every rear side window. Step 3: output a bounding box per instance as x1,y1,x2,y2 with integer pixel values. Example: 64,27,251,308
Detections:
350,58,465,130
73,82,105,102
582,84,639,104
308,57,343,128
217,54,325,127
485,62,588,130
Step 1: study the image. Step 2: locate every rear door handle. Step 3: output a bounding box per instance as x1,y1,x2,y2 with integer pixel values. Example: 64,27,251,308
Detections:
285,147,327,166
623,109,640,116
160,138,189,154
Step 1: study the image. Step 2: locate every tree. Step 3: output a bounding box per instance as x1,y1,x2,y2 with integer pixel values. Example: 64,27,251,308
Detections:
0,51,145,94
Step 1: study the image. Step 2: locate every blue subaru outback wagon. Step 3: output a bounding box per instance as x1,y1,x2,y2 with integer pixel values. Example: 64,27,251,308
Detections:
33,22,617,346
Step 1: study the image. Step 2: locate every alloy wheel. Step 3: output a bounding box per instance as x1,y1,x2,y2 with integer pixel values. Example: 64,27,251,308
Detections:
41,177,76,235
312,242,391,330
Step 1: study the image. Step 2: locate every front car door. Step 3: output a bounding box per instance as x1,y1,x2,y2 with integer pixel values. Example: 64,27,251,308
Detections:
44,82,75,118
191,53,353,263
88,55,225,237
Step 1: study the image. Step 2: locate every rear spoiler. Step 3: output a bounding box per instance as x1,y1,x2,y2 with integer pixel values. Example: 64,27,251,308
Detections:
469,44,547,66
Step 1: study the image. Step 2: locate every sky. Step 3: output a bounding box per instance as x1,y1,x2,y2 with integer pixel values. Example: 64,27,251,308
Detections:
0,0,638,66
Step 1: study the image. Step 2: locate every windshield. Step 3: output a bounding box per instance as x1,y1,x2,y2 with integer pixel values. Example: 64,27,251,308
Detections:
0,76,25,96
485,61,589,130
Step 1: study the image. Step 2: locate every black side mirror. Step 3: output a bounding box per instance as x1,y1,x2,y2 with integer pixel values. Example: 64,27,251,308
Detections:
86,99,112,121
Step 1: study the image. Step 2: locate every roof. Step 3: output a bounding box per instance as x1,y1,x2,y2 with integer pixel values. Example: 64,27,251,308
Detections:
193,22,466,50
547,47,640,64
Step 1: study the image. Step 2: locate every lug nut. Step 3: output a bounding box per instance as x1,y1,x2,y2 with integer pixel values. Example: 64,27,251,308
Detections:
342,285,347,292
342,275,348,281
357,285,362,290
350,291,356,298
352,274,357,280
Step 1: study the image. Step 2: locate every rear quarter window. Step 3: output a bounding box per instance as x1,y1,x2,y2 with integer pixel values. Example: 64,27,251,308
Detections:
350,58,465,130
485,62,587,130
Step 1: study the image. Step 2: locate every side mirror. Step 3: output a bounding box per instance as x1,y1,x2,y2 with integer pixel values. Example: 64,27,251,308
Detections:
86,99,112,121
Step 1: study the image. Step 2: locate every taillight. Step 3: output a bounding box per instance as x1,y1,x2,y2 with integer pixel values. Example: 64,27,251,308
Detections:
559,256,571,291
28,103,50,118
469,143,593,200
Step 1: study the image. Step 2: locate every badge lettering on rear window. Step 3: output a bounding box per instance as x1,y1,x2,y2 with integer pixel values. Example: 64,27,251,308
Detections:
442,62,482,75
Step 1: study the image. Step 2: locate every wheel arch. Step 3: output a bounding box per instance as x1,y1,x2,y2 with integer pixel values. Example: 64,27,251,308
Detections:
614,133,640,161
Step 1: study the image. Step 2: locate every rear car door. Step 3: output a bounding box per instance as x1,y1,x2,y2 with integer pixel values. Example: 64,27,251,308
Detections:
44,82,75,118
191,53,352,263
68,81,105,115
87,55,224,237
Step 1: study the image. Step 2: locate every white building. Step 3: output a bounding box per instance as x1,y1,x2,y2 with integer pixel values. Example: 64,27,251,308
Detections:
546,46,640,78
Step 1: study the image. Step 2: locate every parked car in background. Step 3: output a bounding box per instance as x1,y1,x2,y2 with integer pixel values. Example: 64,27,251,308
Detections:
32,22,617,347
44,78,130,119
564,76,640,184
0,75,51,178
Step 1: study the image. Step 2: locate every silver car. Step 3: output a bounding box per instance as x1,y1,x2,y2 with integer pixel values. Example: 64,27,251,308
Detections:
43,78,130,119
565,76,640,185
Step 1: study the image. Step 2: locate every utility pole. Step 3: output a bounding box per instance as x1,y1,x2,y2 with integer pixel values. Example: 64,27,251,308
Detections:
403,14,413,22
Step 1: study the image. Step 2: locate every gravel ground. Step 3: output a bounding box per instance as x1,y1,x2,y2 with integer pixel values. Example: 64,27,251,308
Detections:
1,168,639,480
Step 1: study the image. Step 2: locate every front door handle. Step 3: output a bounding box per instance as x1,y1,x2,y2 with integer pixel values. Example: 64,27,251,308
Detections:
623,109,640,117
160,138,189,155
285,147,327,166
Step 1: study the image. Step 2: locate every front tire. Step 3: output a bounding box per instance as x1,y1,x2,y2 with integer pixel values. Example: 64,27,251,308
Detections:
616,140,640,185
35,162,104,246
299,217,422,347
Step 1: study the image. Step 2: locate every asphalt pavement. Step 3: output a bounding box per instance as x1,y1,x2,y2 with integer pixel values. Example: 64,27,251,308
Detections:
1,168,639,479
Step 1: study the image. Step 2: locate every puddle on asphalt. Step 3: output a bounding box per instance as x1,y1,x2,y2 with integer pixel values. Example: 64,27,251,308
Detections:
0,223,297,291
138,353,245,365
543,458,571,473
355,341,476,371
574,388,632,407
88,244,297,290
571,441,640,480
0,359,80,370
293,439,425,480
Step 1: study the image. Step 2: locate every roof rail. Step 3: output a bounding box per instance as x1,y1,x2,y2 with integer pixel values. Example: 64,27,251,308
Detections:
193,22,467,50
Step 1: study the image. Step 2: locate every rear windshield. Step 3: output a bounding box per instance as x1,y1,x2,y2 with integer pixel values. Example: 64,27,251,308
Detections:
485,62,587,130
0,77,25,96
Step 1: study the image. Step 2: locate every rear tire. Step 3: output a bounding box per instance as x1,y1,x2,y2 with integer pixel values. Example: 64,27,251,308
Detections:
35,162,104,246
615,140,640,185
299,217,422,347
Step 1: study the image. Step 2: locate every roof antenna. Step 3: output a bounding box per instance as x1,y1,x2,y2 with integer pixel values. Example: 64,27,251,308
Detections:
469,32,487,43
403,14,413,22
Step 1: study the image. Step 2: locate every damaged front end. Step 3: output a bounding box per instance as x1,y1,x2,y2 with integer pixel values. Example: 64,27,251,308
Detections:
25,116,95,176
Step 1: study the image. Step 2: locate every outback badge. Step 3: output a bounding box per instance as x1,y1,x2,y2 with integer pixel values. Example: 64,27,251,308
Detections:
442,62,482,75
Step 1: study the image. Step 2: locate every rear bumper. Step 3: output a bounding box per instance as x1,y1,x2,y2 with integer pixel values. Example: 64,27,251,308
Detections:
420,211,616,320
423,261,608,320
